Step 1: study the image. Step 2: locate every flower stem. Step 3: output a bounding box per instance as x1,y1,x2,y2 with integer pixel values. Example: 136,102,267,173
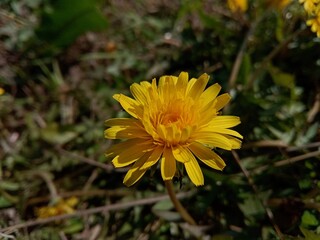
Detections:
164,180,196,225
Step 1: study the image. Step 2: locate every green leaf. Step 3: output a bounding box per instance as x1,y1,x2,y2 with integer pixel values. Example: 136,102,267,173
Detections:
268,65,295,90
40,123,77,145
152,199,173,211
238,194,265,218
301,211,319,227
62,219,84,234
0,196,13,208
0,181,20,191
300,227,320,240
37,0,108,48
239,53,252,85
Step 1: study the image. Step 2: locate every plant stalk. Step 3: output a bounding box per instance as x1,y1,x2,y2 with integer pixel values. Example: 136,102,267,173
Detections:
164,180,196,225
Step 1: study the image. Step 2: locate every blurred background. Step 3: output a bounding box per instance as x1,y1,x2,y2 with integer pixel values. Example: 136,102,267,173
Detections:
0,0,320,239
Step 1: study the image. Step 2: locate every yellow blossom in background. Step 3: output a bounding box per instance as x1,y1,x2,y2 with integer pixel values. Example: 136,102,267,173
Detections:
267,0,292,10
0,88,5,95
105,72,242,186
227,0,248,13
299,0,319,13
307,11,320,37
35,197,79,219
300,0,320,37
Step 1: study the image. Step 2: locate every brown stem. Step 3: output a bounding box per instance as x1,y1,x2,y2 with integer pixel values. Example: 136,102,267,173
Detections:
164,180,196,225
1,190,195,234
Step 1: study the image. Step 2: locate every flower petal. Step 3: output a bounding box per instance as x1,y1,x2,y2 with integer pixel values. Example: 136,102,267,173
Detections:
214,93,231,111
199,83,221,107
105,118,140,127
176,72,189,95
140,145,163,170
194,132,234,150
188,142,226,170
184,156,204,186
158,76,173,100
104,125,150,139
187,73,209,100
123,152,151,186
113,94,143,119
172,145,192,163
199,128,243,139
130,83,149,105
180,126,192,143
161,147,176,180
207,116,241,129
105,138,147,158
112,141,155,167
225,136,242,149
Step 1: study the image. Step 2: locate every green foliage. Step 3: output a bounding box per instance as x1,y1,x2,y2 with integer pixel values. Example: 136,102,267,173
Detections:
36,0,108,50
0,0,320,239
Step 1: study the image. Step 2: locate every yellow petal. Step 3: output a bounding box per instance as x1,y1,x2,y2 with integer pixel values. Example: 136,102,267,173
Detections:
176,72,189,95
186,78,197,94
123,152,151,186
141,112,158,138
112,141,155,167
184,156,204,186
140,145,163,170
140,81,152,89
225,136,242,149
188,142,226,170
214,93,231,111
199,83,221,107
198,100,219,126
130,83,148,105
207,116,241,128
158,76,172,100
157,124,166,141
113,94,143,119
180,126,192,143
161,147,176,180
194,132,234,150
199,127,243,139
105,138,147,158
172,145,193,163
105,118,140,127
187,73,209,100
104,126,150,139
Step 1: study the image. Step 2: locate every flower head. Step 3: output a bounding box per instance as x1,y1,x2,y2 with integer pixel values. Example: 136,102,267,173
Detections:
307,12,320,37
35,197,79,219
299,0,319,13
299,0,320,37
227,0,248,13
105,72,242,186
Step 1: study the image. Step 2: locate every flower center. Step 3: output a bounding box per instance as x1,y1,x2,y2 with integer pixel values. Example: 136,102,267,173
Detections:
160,112,180,125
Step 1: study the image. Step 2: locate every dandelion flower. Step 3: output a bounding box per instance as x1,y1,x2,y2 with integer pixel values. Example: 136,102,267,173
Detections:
299,0,319,13
227,0,248,13
35,197,79,219
307,13,320,37
105,72,242,186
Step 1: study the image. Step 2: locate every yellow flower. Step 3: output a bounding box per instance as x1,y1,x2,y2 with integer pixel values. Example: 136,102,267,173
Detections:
35,197,79,219
299,0,319,13
267,0,292,10
0,88,5,95
307,13,320,37
227,0,248,13
105,72,242,186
